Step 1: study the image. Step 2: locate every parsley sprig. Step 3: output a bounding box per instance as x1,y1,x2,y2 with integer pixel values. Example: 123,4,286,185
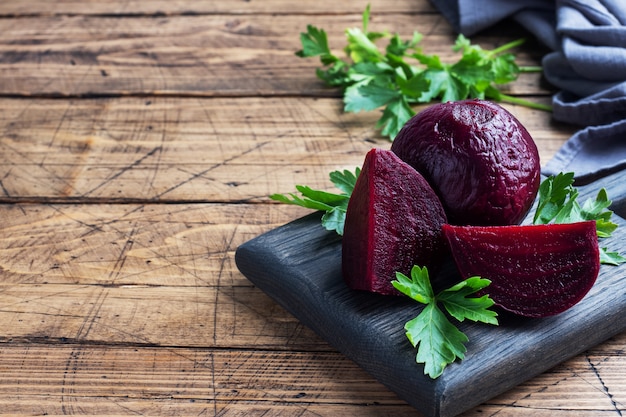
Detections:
532,172,626,265
392,266,498,379
269,168,360,235
296,5,551,140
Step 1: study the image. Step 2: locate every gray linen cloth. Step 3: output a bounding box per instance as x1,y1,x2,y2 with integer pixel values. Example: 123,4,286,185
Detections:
429,0,626,184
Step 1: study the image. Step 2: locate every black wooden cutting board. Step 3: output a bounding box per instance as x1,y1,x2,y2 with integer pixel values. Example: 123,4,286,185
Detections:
235,171,626,417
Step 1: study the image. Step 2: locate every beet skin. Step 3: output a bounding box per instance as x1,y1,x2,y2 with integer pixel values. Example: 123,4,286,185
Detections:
443,221,601,317
342,148,448,296
391,99,540,226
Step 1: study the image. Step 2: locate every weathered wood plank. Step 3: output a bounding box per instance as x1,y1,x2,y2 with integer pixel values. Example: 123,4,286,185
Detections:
0,14,550,97
0,202,305,287
0,344,413,415
0,97,574,202
0,282,327,349
0,0,435,16
0,338,621,416
0,202,323,348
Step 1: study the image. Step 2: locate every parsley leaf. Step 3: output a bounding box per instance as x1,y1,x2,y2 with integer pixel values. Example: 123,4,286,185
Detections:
438,278,499,324
296,25,334,60
376,96,414,138
533,172,626,265
404,304,468,379
344,81,400,113
392,266,498,379
296,5,551,140
269,168,360,235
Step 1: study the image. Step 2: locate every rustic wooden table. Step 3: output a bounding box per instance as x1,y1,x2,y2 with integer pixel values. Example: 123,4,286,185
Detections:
0,1,623,415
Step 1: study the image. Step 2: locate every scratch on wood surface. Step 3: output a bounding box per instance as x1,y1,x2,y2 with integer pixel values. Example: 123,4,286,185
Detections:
48,203,106,238
60,347,81,415
0,171,10,197
0,136,79,198
586,354,624,416
107,225,137,283
82,145,162,197
74,287,109,340
153,139,269,200
212,209,244,345
44,99,71,151
144,105,170,196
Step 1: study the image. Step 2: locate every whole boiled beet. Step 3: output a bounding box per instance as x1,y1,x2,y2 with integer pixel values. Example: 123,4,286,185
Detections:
391,99,540,226
342,148,447,296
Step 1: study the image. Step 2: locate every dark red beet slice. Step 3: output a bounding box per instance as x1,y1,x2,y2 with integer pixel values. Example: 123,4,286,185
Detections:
391,99,540,226
342,148,447,296
443,221,600,317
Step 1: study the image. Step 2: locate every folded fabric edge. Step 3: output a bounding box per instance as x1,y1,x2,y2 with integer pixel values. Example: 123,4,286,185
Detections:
542,120,626,185
552,85,626,127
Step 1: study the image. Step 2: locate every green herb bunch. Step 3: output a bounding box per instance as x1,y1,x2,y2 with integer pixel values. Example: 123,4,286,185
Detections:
532,172,626,265
296,5,550,140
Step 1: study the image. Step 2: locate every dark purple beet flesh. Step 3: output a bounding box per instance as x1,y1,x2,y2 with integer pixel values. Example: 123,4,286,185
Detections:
391,99,540,226
443,221,601,318
342,148,448,296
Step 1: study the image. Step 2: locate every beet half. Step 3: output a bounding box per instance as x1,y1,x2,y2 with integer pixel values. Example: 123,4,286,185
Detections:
443,221,601,318
342,148,447,296
391,99,540,226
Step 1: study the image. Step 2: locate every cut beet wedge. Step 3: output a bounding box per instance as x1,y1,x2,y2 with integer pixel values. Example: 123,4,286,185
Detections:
443,221,601,318
342,148,447,296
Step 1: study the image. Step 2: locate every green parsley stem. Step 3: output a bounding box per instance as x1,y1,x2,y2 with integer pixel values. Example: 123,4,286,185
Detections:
498,93,553,112
519,65,544,73
490,38,526,55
